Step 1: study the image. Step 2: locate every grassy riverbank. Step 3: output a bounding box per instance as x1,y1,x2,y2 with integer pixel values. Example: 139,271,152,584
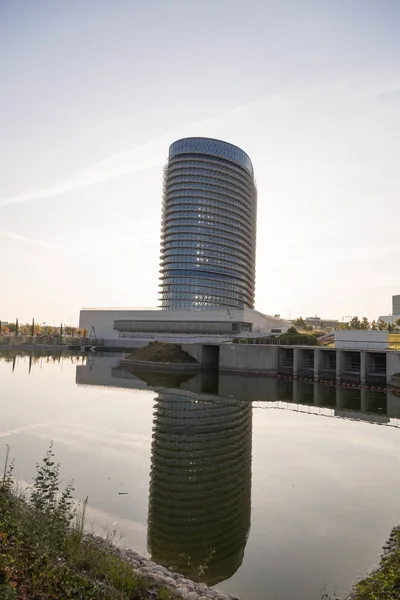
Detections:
0,445,175,600
323,531,400,600
389,333,400,351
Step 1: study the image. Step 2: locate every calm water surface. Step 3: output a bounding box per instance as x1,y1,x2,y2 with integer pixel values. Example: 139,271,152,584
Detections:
1,351,400,600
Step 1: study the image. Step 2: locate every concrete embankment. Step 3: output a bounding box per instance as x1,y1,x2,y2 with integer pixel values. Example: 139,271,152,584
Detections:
0,344,71,351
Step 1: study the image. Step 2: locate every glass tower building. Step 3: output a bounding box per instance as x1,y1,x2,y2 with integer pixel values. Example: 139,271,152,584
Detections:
159,137,257,309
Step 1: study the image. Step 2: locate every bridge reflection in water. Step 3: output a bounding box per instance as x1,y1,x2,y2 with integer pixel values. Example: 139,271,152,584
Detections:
147,390,252,585
74,357,400,428
76,356,400,427
217,374,400,427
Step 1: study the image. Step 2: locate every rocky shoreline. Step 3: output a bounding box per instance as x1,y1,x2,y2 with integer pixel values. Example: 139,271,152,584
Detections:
345,525,400,599
87,534,239,600
381,524,400,561
93,525,400,600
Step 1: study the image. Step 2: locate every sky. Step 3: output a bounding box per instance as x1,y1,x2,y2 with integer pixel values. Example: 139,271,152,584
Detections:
1,0,399,324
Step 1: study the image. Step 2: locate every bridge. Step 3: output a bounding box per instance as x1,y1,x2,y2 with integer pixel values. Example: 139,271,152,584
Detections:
183,343,400,388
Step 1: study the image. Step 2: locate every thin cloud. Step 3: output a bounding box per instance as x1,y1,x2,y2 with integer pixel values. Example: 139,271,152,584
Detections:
0,95,269,209
0,422,55,438
367,79,400,98
0,73,394,210
0,230,57,249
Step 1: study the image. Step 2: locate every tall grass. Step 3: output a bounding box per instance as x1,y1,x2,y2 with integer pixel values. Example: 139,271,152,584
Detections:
0,444,175,600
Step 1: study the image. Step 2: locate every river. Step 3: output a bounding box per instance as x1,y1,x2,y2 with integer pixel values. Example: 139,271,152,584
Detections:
1,350,400,600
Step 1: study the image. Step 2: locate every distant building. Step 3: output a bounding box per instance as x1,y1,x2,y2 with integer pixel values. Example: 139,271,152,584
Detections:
305,316,339,330
393,295,400,316
377,315,400,327
377,294,400,328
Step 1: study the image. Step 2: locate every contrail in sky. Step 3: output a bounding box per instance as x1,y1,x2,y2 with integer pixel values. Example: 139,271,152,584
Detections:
0,230,56,249
0,74,391,210
0,422,56,438
0,96,268,209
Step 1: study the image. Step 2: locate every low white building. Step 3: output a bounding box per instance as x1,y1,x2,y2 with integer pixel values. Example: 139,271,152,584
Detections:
334,330,389,350
79,307,292,344
305,316,339,329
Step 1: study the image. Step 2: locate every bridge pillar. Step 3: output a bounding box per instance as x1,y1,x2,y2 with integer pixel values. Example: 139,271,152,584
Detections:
360,387,367,412
336,385,343,409
293,348,299,377
314,382,322,405
293,379,299,404
314,349,321,381
386,352,400,386
336,350,344,382
360,351,367,384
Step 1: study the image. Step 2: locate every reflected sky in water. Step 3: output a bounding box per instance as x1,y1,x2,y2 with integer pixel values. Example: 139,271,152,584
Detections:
1,351,400,600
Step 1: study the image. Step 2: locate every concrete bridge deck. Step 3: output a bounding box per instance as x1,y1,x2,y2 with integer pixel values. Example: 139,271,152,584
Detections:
215,344,400,387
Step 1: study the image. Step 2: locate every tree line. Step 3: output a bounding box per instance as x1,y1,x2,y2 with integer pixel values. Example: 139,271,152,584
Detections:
0,319,87,337
294,316,400,332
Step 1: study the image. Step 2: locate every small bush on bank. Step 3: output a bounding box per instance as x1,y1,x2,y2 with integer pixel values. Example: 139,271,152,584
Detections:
0,444,175,600
319,533,400,600
278,327,320,346
126,342,197,364
350,533,400,600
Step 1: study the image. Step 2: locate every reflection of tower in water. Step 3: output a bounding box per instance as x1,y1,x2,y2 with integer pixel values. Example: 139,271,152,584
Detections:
148,390,252,585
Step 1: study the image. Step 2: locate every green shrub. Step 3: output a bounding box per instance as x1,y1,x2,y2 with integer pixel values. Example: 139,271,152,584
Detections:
278,331,320,346
0,444,176,600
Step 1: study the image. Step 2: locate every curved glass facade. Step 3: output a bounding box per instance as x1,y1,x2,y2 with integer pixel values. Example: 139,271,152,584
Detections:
159,137,257,309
